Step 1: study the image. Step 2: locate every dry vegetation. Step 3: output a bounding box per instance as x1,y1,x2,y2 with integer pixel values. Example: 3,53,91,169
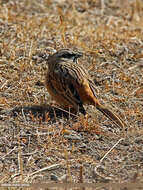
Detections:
0,0,143,189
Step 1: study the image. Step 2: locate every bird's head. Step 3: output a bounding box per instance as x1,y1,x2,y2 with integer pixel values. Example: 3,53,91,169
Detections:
50,49,83,63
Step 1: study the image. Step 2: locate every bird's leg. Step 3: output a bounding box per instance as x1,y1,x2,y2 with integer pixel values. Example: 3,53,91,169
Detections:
78,103,86,115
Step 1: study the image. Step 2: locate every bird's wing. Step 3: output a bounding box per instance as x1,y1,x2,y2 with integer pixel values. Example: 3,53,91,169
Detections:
49,62,85,105
88,79,99,98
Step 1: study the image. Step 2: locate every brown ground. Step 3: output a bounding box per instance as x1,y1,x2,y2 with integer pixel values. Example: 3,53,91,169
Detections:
0,0,143,189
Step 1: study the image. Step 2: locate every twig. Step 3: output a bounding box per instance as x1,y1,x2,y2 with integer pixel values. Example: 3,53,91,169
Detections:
7,173,21,182
24,163,63,181
52,105,78,118
0,146,17,160
18,149,23,180
0,80,8,89
94,138,124,173
101,0,105,14
79,165,85,190
21,108,27,123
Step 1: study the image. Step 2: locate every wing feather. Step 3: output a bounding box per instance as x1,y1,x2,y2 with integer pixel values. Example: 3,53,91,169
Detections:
49,62,84,105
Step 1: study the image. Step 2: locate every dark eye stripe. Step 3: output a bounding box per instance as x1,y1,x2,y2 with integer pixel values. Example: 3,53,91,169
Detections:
60,54,77,59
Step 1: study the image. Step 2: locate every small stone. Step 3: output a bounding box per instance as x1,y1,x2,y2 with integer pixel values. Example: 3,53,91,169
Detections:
51,174,59,181
135,136,143,144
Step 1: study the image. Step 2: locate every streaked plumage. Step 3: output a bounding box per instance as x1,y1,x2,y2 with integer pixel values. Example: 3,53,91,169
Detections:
45,49,125,128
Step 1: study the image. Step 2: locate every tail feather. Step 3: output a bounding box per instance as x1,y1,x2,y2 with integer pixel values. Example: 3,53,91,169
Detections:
96,104,125,128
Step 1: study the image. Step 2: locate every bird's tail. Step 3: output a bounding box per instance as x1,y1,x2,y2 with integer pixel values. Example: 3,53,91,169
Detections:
96,103,125,128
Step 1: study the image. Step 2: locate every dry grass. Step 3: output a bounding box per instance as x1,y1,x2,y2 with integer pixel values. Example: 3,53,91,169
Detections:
0,0,143,189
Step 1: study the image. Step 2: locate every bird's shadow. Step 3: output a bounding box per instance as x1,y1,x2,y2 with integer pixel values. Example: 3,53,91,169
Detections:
10,104,77,122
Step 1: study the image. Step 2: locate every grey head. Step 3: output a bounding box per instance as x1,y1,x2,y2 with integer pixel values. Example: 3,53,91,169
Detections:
50,49,83,63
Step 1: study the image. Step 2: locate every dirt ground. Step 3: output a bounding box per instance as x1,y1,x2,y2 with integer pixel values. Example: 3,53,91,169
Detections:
0,0,143,189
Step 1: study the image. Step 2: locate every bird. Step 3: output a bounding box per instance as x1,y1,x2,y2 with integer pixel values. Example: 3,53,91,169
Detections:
45,48,125,128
